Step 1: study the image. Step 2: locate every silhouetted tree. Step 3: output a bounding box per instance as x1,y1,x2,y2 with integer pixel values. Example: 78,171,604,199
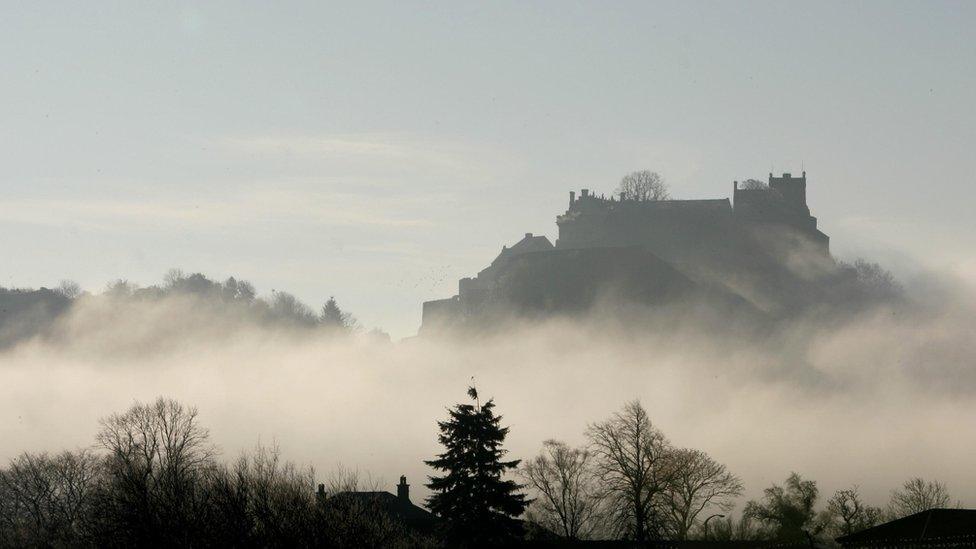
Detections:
825,486,883,537
235,279,257,302
848,259,902,301
201,445,329,547
56,279,82,299
218,276,257,303
700,512,761,541
617,171,670,201
738,178,768,190
321,296,357,331
425,387,528,546
163,268,186,288
174,273,216,295
743,472,823,542
0,397,429,548
663,448,743,539
104,279,138,298
270,291,318,326
93,397,216,545
887,477,952,519
0,450,100,547
586,400,675,541
520,440,602,540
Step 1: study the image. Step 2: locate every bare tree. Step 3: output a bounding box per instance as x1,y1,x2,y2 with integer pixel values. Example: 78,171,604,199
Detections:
663,448,743,539
322,463,383,495
104,279,138,298
617,171,671,201
163,268,187,288
0,397,429,547
586,401,676,541
846,259,902,301
202,444,329,546
0,450,101,547
94,397,217,545
56,279,82,299
825,486,883,537
701,512,761,541
520,440,602,540
738,178,768,190
887,477,952,519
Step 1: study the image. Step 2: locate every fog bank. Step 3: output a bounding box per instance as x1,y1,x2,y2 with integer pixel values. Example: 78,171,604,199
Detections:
2,271,975,512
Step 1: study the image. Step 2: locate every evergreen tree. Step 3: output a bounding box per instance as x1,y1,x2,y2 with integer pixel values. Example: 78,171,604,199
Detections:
425,387,529,546
320,296,355,331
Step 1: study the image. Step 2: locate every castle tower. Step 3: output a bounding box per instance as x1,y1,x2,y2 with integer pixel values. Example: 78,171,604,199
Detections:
768,171,809,215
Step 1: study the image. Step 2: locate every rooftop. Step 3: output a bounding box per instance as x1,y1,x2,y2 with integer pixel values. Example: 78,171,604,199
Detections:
836,509,976,546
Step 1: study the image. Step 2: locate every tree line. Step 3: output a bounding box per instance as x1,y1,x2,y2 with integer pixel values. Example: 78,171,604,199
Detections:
426,391,956,546
0,398,428,548
0,391,957,547
101,269,359,332
0,269,367,349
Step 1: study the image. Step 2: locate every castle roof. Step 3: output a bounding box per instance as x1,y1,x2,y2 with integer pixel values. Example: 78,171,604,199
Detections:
494,233,553,263
508,232,553,252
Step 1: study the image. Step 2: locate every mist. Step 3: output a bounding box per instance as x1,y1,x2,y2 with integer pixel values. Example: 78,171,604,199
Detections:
2,265,975,517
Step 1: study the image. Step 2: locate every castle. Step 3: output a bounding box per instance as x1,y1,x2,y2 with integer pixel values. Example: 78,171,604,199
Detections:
422,172,831,331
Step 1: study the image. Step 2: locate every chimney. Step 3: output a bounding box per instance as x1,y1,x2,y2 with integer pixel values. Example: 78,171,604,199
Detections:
581,188,589,198
525,232,533,239
316,483,326,504
569,190,576,205
397,475,410,502
619,191,626,202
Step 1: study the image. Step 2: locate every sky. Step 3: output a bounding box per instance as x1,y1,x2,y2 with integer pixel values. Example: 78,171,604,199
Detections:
2,1,975,337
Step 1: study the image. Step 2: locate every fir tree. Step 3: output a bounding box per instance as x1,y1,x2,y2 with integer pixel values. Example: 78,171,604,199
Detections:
320,296,355,331
425,386,529,546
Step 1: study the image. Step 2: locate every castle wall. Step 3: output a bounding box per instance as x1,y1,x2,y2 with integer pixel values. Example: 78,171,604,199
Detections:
556,198,736,267
420,297,460,332
558,173,829,261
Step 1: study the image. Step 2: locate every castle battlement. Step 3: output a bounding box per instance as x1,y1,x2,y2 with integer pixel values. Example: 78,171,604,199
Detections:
558,172,827,255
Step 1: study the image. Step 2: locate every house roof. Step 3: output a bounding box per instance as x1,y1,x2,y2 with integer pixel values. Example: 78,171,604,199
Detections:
330,491,437,531
836,509,976,546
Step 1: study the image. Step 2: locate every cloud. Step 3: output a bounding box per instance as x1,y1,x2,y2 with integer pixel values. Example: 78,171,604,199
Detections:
0,132,526,236
0,187,434,231
217,133,511,185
